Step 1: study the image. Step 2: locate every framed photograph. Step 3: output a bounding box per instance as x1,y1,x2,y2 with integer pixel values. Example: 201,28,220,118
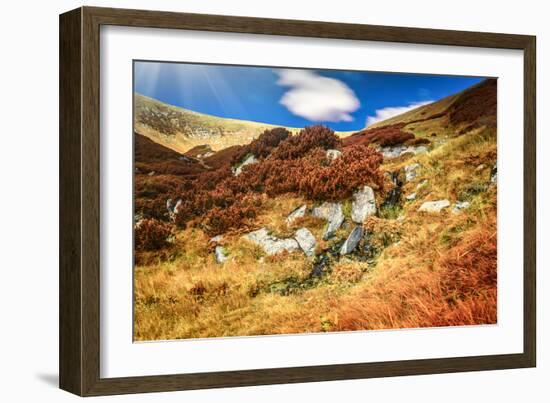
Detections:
59,6,536,396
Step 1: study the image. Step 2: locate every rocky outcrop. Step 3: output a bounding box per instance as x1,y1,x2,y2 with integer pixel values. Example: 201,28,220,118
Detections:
380,145,428,159
326,149,342,162
312,202,345,240
351,186,376,223
243,228,299,256
340,226,363,255
419,199,450,213
233,154,257,176
294,227,316,257
286,205,307,225
215,246,229,263
405,163,421,182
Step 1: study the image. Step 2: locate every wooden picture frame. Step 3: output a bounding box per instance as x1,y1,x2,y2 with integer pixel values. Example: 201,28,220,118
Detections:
59,6,536,396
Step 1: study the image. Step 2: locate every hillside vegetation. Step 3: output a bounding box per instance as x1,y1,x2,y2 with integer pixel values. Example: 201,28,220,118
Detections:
134,79,497,341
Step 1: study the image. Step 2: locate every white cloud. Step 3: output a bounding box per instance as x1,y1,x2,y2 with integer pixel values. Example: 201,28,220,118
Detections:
365,100,433,127
275,69,360,122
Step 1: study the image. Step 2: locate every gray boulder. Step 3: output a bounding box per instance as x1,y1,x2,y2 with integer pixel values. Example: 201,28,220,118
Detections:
419,199,450,213
286,205,307,225
405,163,421,182
380,145,428,159
351,186,376,223
405,192,417,201
380,145,406,159
312,202,345,240
166,199,173,214
326,149,342,162
452,201,471,214
340,226,364,255
243,228,300,256
294,227,317,257
233,154,257,176
173,199,183,214
214,246,229,264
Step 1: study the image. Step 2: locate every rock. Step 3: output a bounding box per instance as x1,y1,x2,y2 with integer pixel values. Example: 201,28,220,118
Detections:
233,154,257,176
416,179,428,189
475,164,486,172
166,198,173,213
381,145,428,159
173,199,183,214
215,246,229,263
286,205,307,225
312,202,345,240
452,201,471,214
294,227,316,257
326,149,342,161
147,171,156,176
243,228,300,256
405,192,417,201
340,226,364,255
490,164,497,183
380,145,407,159
351,186,376,223
405,163,420,182
419,199,450,213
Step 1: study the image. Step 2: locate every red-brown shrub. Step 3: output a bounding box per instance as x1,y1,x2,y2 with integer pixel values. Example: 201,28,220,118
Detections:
297,145,385,200
200,194,262,236
135,218,172,251
203,145,244,170
343,124,414,148
270,125,341,160
231,127,291,164
134,133,207,176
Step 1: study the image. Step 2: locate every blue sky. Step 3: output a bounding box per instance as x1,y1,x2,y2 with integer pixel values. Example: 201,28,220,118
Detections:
134,61,486,131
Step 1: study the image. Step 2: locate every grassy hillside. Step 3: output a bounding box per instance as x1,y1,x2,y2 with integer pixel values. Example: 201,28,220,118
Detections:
133,79,498,341
135,93,303,153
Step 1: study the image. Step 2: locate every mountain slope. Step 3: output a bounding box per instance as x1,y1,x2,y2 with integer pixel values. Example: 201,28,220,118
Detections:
368,78,496,131
343,78,496,148
134,93,302,153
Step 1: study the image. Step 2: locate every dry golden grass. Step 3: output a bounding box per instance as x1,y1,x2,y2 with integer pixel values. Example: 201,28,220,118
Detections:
134,122,497,341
